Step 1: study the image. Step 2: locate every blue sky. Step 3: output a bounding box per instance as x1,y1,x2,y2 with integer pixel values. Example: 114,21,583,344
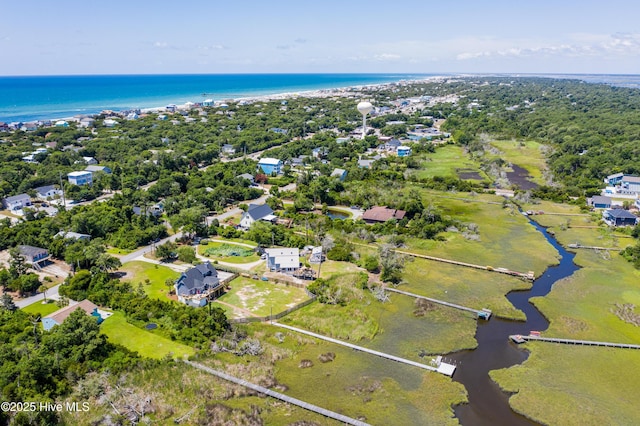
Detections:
3,0,640,75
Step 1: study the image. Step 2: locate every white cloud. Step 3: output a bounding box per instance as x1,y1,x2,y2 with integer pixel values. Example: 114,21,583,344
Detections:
374,53,401,61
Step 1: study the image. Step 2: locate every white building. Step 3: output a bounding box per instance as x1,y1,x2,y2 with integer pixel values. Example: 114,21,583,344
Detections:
2,194,32,211
239,204,276,229
257,158,283,175
68,171,93,186
265,248,300,273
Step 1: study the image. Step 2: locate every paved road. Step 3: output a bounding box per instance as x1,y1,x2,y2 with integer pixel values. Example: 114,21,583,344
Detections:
16,283,62,308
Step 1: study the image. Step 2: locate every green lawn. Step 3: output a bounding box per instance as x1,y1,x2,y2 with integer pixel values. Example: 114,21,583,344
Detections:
411,145,486,180
100,311,195,359
106,246,134,255
22,300,59,318
119,261,180,300
198,241,260,263
215,276,310,317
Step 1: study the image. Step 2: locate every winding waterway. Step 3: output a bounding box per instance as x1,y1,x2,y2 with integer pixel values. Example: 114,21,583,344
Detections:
450,219,580,425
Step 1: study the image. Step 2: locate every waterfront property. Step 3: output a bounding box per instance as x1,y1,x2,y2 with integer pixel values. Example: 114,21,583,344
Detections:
239,203,276,229
257,157,283,175
602,208,638,227
174,262,224,307
42,299,103,331
2,193,32,211
67,170,93,186
362,206,406,223
265,248,300,273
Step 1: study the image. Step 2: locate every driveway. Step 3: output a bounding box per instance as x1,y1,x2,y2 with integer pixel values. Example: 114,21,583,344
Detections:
16,283,62,308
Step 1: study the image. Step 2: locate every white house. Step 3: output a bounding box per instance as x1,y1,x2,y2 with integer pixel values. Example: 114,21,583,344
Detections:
239,204,276,229
34,185,62,200
103,119,118,128
68,171,93,186
79,117,95,128
83,156,98,165
55,120,69,127
265,248,300,273
2,193,32,211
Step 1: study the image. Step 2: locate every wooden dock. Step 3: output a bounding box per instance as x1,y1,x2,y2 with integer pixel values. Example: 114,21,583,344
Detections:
509,334,640,349
185,360,371,426
567,243,622,251
272,322,456,376
385,287,491,320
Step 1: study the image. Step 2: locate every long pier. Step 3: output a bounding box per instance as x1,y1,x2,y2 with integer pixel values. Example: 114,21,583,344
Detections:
272,322,456,376
509,334,640,349
385,287,491,320
567,243,622,251
184,360,370,426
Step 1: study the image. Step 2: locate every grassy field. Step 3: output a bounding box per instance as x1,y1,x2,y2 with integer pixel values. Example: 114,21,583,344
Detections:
198,241,260,263
119,261,180,300
22,300,59,317
100,312,195,359
215,276,310,317
411,145,486,180
488,139,548,184
404,189,560,276
401,258,530,320
106,246,133,256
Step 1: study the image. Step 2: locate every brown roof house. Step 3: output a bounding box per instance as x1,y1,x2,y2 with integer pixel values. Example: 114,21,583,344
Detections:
362,206,407,223
42,300,103,331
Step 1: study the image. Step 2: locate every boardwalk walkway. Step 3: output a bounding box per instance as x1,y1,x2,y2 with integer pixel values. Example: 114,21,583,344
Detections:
272,322,456,376
385,287,490,319
509,334,640,349
567,243,622,251
184,360,370,426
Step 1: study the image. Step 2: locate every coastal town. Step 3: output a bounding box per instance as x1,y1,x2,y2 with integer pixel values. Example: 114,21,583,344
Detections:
1,76,640,425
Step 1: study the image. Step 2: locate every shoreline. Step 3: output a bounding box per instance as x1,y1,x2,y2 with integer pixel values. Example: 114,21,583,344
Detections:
2,75,448,124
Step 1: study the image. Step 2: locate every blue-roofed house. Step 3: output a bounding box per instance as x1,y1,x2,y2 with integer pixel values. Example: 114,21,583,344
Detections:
239,203,276,229
174,262,223,307
257,158,283,175
602,209,638,227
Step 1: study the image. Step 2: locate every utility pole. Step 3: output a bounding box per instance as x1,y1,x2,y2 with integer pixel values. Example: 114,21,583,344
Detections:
58,172,66,208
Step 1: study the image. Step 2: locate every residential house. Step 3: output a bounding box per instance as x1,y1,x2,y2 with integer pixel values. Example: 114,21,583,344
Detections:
157,114,168,121
312,147,329,159
257,158,283,175
236,173,255,184
384,138,402,151
132,204,163,217
265,248,300,273
336,137,351,144
397,146,412,157
269,127,288,134
2,193,32,211
602,209,638,227
55,231,91,241
20,122,38,132
174,262,223,307
330,168,347,181
18,245,49,264
221,144,236,155
68,171,93,186
202,99,214,107
42,300,103,331
79,117,95,128
362,206,407,223
621,176,640,193
357,159,375,169
83,156,98,165
239,203,276,229
34,185,62,200
85,165,112,175
309,246,324,264
604,172,624,185
55,120,69,128
587,196,612,209
103,119,118,127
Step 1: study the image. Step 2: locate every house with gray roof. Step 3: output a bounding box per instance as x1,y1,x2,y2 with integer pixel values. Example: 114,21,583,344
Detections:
587,196,612,209
603,209,638,227
42,300,103,331
174,262,223,307
18,245,49,265
34,185,62,200
2,193,32,211
265,248,300,273
85,165,112,174
239,203,276,229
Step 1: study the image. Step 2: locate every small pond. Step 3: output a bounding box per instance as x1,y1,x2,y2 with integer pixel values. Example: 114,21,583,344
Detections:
326,209,350,220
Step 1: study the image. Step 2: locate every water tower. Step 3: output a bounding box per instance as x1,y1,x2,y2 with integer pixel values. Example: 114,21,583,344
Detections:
357,101,373,140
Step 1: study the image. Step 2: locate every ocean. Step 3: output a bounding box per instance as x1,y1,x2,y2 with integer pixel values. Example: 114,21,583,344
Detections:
0,73,432,123
2,73,639,123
